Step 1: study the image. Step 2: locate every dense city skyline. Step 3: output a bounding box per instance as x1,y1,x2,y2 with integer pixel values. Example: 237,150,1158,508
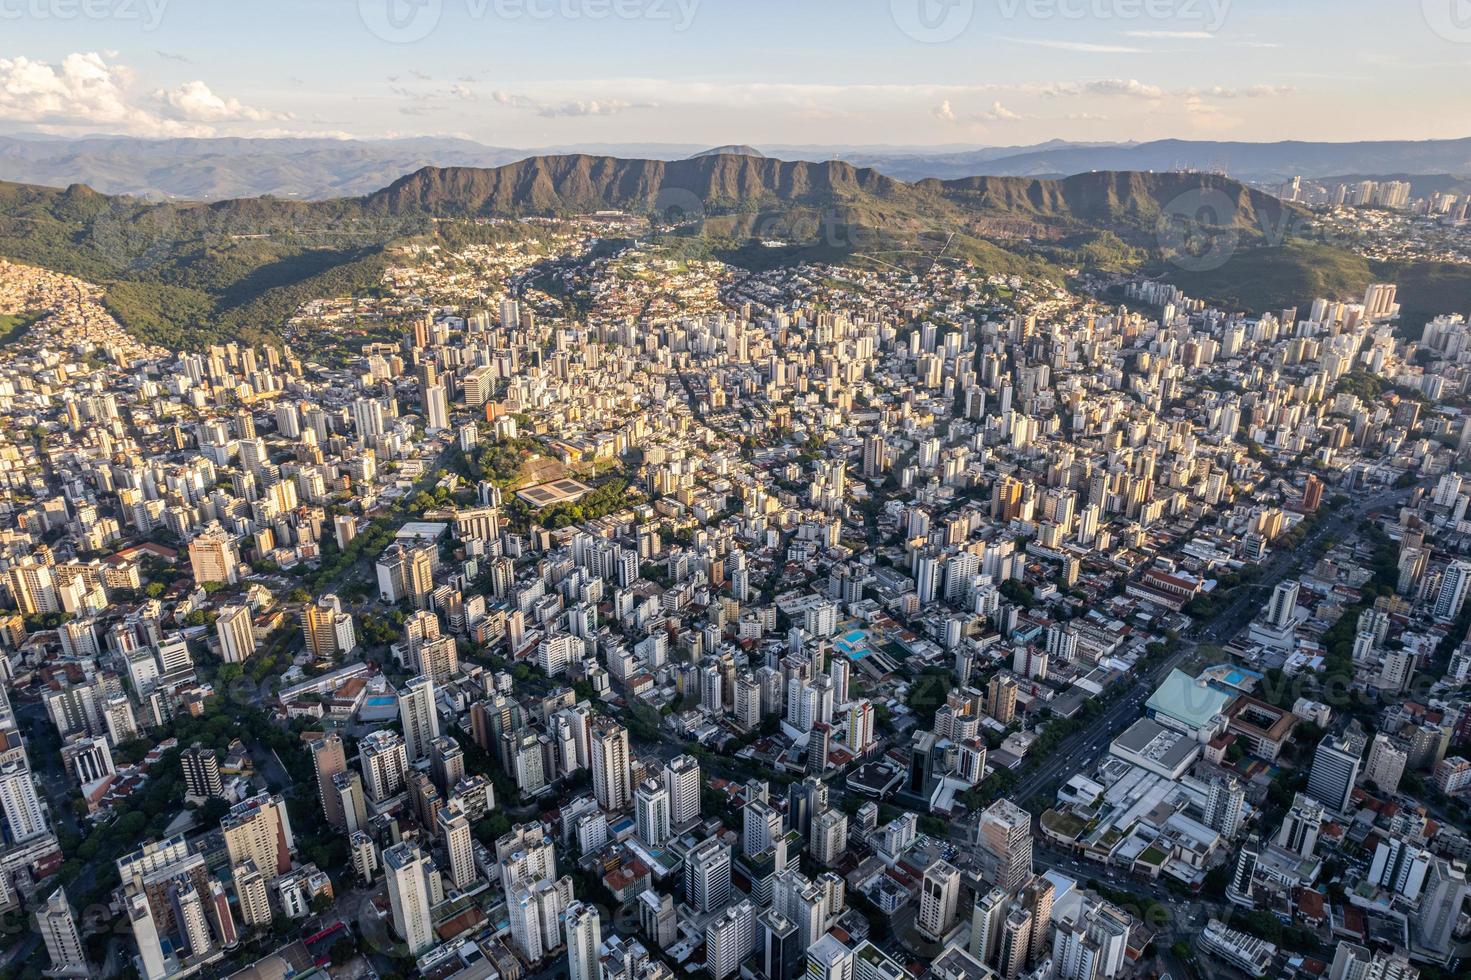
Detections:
1,5,1471,980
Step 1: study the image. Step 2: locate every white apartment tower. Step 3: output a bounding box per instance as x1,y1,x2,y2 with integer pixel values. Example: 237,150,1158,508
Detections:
399,674,440,763
591,718,632,812
634,778,671,848
665,754,701,826
383,842,435,955
565,901,603,980
918,860,961,941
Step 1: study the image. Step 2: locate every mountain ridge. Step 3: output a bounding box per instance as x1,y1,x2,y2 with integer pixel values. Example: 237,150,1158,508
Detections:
3,133,1469,201
0,151,1457,353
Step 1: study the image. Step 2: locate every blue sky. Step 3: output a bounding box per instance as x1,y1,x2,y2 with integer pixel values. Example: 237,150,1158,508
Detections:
0,0,1467,146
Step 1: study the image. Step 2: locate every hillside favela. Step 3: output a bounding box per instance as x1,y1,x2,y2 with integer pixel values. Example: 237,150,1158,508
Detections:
0,4,1470,980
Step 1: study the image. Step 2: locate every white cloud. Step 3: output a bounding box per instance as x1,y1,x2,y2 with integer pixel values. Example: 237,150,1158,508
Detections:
489,90,654,118
157,80,289,123
1188,84,1295,98
490,91,535,110
0,52,285,137
1040,79,1167,100
933,100,1026,127
535,99,649,118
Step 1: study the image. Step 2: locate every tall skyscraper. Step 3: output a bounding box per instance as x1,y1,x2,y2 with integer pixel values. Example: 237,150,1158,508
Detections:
1363,733,1407,796
233,860,272,927
685,836,732,913
590,718,631,812
438,805,476,890
188,523,239,585
976,798,1033,893
969,886,1008,965
424,383,450,432
1435,561,1471,621
309,734,348,828
744,798,783,858
810,808,848,867
1266,580,1300,630
214,604,256,664
181,745,224,800
384,842,435,955
1415,858,1468,958
565,901,603,980
1204,776,1246,838
847,699,874,755
704,900,757,980
1276,793,1324,858
221,793,295,878
918,860,961,941
760,909,801,980
36,887,88,977
0,761,48,843
1307,726,1366,813
361,730,409,804
634,778,671,848
987,674,1017,725
169,875,213,958
998,907,1034,980
400,674,440,763
126,890,167,980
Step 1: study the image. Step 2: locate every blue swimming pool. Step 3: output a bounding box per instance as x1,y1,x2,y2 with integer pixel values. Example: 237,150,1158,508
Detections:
836,629,871,659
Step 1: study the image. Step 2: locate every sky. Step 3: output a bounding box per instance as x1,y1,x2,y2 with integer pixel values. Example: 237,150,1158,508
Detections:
0,0,1468,148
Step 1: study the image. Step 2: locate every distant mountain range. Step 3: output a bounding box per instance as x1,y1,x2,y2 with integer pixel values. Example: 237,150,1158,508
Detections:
0,135,528,200
897,137,1471,183
0,151,1465,352
3,134,1470,201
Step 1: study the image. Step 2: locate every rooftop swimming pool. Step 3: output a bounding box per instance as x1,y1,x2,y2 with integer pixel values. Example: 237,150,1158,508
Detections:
836,628,872,660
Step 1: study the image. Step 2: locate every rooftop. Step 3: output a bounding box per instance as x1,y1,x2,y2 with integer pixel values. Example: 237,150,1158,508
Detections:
1147,669,1233,731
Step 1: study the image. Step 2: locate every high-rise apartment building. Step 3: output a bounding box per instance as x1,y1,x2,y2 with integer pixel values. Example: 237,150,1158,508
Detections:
181,745,224,799
590,717,631,812
383,842,435,955
976,799,1033,893
214,604,256,664
685,836,732,913
36,887,88,977
188,523,239,585
309,734,348,828
634,778,671,848
1307,727,1366,813
399,674,440,763
565,901,603,980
